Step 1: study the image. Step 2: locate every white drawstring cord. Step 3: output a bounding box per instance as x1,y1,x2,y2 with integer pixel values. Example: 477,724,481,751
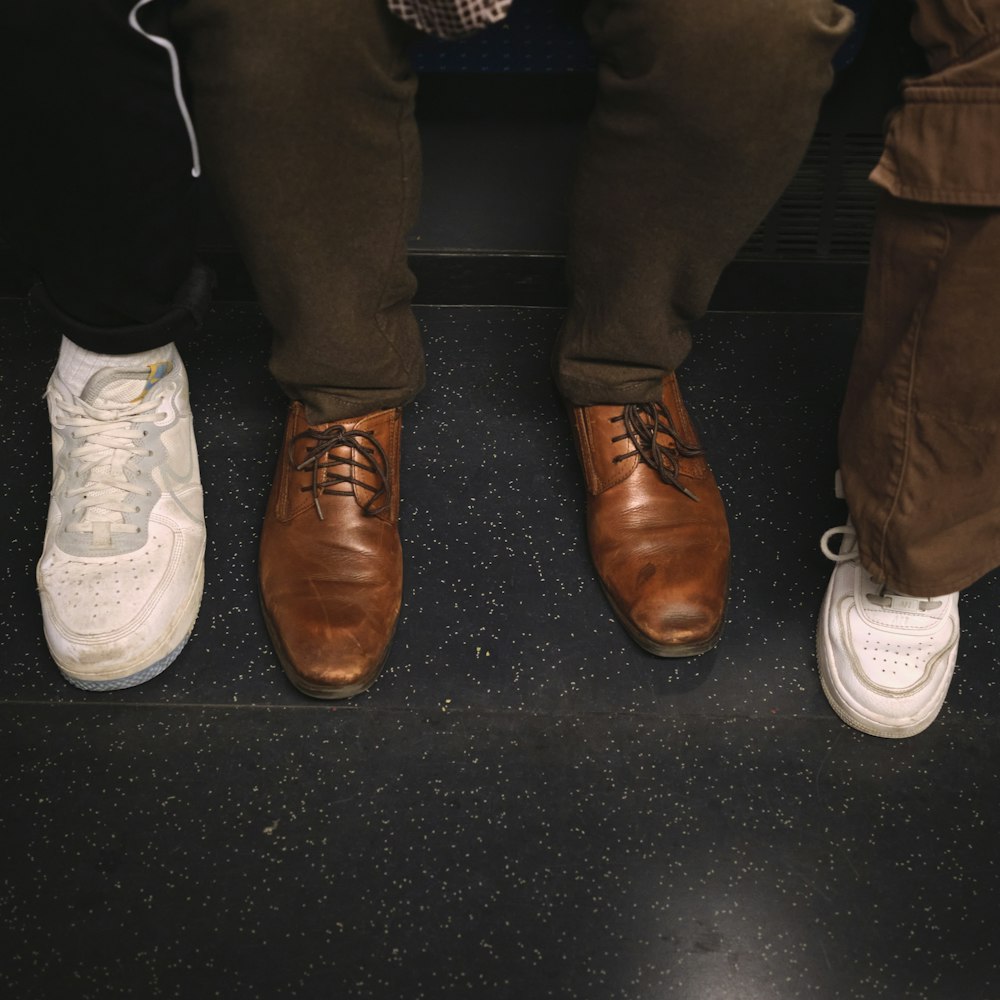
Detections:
128,0,201,178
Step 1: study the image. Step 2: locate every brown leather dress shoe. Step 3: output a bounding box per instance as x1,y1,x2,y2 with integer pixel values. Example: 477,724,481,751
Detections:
259,402,402,698
570,374,730,657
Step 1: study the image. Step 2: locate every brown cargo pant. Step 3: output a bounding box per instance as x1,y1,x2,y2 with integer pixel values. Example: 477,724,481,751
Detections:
840,0,1000,595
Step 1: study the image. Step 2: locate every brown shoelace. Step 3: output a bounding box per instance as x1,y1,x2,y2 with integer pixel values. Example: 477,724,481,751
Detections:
291,425,391,519
611,402,703,501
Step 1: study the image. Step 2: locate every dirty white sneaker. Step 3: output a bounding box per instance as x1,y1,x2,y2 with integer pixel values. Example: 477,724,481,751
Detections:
37,345,206,690
816,484,959,738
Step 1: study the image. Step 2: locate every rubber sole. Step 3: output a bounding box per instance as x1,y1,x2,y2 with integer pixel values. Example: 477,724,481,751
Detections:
51,561,205,692
62,632,192,692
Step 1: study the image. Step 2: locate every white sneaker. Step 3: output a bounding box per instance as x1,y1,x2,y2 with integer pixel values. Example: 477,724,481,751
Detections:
37,347,206,690
816,484,959,738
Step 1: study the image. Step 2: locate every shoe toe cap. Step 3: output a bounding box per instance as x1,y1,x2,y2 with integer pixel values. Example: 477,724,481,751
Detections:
599,541,728,655
265,593,398,698
628,591,725,653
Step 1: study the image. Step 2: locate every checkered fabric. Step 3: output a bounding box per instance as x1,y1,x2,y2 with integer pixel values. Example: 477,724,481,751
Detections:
387,0,513,39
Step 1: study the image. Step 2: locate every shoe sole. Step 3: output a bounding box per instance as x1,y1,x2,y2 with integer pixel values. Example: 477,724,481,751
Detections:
598,577,727,658
260,597,395,700
49,559,205,692
62,630,194,692
816,586,953,739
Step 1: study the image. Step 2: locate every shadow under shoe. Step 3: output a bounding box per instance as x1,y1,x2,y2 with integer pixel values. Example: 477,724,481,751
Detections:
259,402,403,699
570,374,730,657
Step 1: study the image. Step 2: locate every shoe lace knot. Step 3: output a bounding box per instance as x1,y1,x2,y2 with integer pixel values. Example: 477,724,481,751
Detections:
292,424,391,519
611,401,703,501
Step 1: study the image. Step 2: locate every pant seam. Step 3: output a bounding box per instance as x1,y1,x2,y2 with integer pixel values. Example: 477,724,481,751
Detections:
372,84,419,381
874,211,951,579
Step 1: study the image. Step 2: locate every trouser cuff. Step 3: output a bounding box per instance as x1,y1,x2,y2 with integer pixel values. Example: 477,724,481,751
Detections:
29,262,215,355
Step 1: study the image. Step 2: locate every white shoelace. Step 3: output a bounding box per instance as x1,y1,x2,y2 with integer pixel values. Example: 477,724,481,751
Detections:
820,522,941,612
820,523,856,564
57,391,164,537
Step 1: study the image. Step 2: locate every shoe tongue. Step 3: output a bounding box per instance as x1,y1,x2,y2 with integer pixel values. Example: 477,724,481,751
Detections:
81,361,173,407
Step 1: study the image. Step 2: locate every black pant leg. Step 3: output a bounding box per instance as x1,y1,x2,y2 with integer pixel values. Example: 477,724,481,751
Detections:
0,0,208,351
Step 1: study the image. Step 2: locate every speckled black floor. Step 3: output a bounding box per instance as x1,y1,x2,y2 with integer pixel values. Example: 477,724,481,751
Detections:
2,300,999,999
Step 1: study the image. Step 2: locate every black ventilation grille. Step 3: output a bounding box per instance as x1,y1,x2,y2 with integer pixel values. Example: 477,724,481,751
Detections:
741,132,883,262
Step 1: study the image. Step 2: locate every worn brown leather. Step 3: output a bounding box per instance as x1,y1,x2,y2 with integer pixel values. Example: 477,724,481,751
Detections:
259,402,402,697
571,374,730,656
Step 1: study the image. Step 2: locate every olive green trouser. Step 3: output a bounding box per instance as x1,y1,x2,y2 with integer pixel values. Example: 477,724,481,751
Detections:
840,0,1000,595
169,0,851,418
